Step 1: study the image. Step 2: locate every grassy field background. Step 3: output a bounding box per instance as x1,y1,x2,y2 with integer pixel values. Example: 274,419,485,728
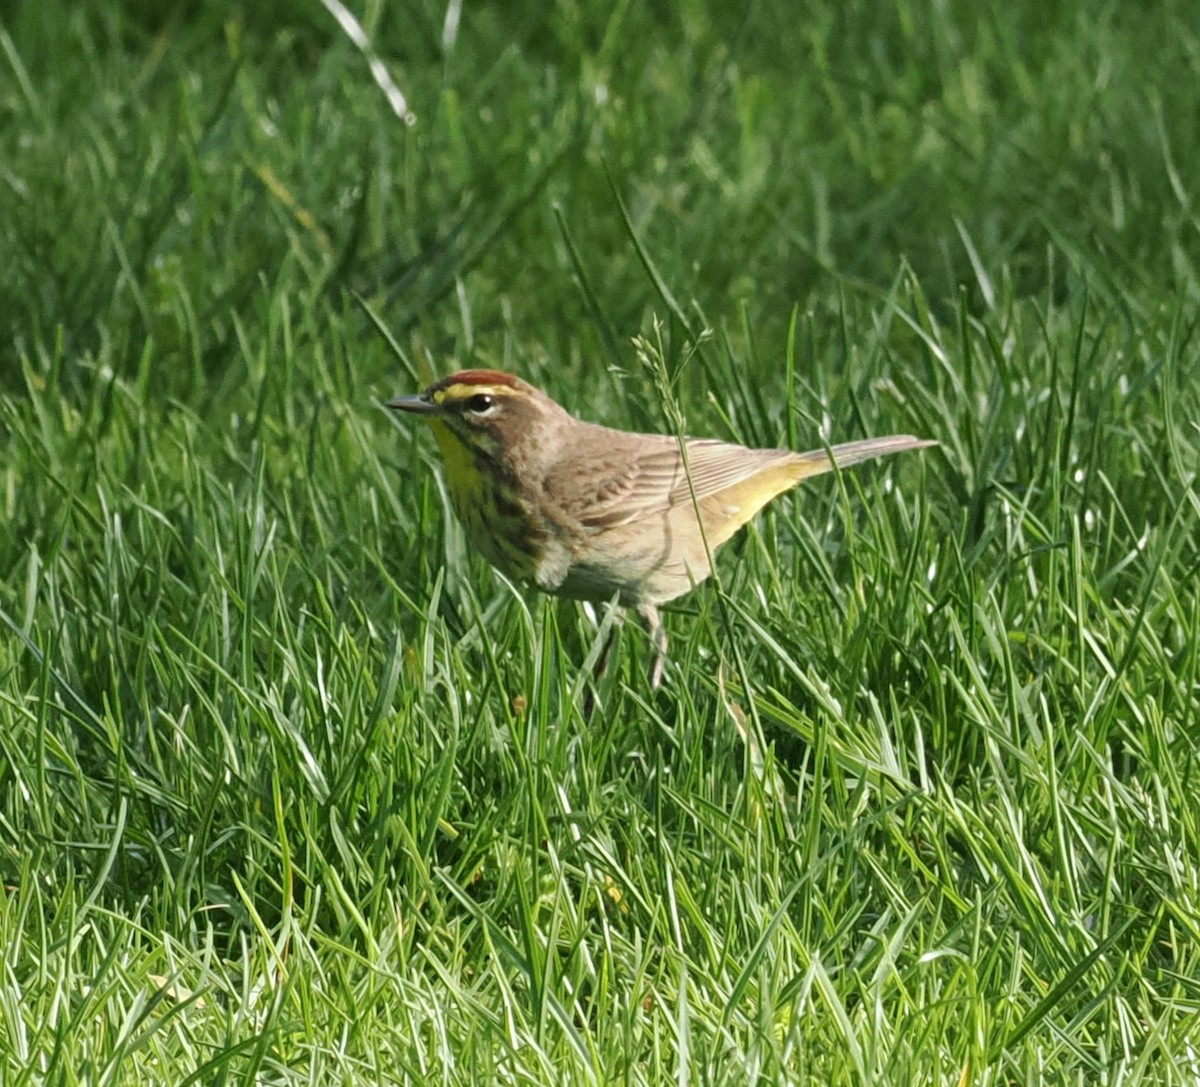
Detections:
2,1,1199,1082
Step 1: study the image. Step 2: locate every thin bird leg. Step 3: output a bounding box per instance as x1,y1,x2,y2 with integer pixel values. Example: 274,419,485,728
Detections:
582,621,618,720
594,619,620,680
638,602,669,689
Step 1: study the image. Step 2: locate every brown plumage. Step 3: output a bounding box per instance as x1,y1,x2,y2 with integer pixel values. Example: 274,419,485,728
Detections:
390,371,935,686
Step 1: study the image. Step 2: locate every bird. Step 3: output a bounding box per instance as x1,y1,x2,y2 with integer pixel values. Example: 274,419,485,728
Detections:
388,369,934,687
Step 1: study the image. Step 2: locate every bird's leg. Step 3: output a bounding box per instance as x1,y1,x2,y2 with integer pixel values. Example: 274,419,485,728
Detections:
582,622,616,719
592,622,617,682
581,600,622,719
638,602,669,689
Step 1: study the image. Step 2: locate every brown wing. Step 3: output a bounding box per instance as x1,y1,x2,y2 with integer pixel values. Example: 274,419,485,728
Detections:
544,427,935,533
542,427,801,531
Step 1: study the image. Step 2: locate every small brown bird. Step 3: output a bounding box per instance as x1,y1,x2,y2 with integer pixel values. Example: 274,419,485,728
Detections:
389,370,934,686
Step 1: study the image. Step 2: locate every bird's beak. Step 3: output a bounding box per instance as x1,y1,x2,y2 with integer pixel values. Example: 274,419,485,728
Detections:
386,394,441,415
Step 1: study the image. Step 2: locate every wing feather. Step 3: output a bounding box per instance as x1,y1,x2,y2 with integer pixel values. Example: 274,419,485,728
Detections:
544,428,799,531
541,422,933,535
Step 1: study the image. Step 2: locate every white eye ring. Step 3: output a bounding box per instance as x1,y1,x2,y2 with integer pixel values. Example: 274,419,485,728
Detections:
465,393,497,416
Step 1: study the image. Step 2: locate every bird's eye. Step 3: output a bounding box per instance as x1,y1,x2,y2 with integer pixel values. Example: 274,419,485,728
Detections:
465,393,496,415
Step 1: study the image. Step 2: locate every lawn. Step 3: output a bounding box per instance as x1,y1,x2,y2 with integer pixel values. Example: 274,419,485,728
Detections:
1,1,1198,1082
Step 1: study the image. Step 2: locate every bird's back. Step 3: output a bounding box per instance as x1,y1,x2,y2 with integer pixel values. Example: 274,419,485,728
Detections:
542,429,930,606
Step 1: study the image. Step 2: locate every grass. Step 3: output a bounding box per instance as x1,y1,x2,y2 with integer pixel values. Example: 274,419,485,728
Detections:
2,0,1199,1082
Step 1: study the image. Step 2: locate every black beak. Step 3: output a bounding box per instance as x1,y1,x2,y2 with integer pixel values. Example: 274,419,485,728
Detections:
386,394,440,415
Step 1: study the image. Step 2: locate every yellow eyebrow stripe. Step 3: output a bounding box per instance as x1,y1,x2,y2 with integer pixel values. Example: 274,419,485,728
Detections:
432,383,518,405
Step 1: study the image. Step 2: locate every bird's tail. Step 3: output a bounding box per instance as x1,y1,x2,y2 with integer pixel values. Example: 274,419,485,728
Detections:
787,435,937,482
698,435,935,551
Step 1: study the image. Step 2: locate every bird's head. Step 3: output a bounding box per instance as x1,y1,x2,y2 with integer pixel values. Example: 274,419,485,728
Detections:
388,370,567,474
